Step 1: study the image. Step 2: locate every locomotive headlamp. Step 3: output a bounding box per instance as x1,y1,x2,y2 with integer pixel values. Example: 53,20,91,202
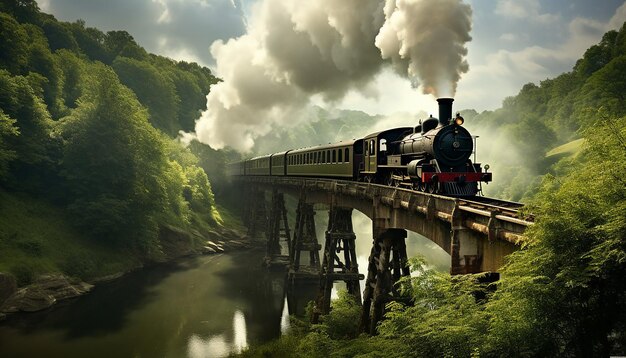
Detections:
484,164,490,170
454,113,464,125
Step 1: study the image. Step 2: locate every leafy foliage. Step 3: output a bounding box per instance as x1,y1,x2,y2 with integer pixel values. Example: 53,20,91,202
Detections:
0,8,224,264
58,64,171,250
0,110,19,178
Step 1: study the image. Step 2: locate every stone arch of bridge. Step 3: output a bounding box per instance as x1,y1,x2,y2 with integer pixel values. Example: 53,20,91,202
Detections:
279,188,453,256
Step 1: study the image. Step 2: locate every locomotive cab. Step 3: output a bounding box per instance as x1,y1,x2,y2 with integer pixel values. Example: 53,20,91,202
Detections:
360,127,412,181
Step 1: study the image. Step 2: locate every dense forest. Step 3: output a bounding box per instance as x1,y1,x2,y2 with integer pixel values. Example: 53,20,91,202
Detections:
242,23,626,357
0,0,233,283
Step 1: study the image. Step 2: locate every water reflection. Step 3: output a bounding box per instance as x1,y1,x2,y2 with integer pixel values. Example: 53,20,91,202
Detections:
280,297,290,334
0,252,289,358
188,310,248,358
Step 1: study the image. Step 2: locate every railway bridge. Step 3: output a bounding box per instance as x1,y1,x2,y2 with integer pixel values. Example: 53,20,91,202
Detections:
234,176,533,333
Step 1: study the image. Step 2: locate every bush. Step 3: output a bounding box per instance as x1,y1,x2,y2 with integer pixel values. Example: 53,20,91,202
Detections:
10,263,34,286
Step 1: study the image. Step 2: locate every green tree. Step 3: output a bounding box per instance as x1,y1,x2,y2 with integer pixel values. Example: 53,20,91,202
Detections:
23,23,65,117
0,12,30,74
67,20,109,63
576,56,626,125
485,111,626,356
166,68,205,132
574,30,619,78
0,0,40,24
40,16,79,52
0,70,57,192
0,110,19,178
54,49,84,109
58,64,172,252
105,30,147,61
112,57,180,136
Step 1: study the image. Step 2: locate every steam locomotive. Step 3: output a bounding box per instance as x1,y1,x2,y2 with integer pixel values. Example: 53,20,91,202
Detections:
227,98,492,196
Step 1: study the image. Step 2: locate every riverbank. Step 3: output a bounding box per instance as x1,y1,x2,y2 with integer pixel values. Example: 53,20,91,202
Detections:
0,189,259,320
0,226,260,320
0,250,292,358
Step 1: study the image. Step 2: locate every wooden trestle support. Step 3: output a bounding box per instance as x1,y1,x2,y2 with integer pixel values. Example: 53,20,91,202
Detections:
288,194,321,283
263,190,292,269
244,189,267,239
360,226,411,334
312,207,364,323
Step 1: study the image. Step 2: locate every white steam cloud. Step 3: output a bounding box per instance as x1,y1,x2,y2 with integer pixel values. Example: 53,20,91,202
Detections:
376,0,472,97
195,0,472,152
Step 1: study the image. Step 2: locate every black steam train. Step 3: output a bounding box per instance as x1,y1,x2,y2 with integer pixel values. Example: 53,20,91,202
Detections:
227,98,492,196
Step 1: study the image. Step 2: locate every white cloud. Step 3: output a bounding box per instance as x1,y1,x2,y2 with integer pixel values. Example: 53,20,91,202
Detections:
609,2,626,30
332,67,439,116
38,0,50,11
38,0,247,66
495,0,559,24
499,33,517,41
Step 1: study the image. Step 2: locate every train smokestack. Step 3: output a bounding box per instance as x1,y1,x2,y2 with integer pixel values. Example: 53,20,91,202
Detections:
437,98,454,126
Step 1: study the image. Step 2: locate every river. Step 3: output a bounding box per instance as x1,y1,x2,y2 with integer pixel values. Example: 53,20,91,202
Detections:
0,211,449,358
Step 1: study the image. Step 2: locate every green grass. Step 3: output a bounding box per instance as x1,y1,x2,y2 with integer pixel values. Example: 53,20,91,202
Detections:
546,138,585,158
215,204,246,232
0,190,141,285
0,189,246,286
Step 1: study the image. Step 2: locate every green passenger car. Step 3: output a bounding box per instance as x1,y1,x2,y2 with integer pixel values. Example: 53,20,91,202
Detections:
247,154,271,176
286,140,362,179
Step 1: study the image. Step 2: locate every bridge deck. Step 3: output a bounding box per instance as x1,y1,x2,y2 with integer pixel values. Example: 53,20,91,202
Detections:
236,176,532,242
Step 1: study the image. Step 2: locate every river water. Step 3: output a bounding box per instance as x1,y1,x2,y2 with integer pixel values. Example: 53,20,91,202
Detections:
0,211,449,358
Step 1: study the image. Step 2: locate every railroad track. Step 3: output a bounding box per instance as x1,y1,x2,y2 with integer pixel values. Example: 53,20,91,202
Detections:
458,196,533,221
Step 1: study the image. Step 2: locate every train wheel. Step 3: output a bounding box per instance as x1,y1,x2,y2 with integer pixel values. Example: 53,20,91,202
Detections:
388,173,401,187
414,181,423,192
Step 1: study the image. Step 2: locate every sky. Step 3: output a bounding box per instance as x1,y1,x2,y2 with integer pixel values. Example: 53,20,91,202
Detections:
37,0,626,118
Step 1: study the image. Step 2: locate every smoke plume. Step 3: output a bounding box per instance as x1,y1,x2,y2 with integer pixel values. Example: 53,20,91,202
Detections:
195,0,472,151
376,0,472,97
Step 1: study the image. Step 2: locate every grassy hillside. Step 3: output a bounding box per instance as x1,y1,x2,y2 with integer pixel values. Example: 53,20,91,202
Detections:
0,190,141,285
545,138,585,158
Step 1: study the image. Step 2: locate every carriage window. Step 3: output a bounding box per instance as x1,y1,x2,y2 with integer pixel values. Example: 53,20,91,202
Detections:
380,139,387,152
345,148,350,162
332,150,336,163
364,142,368,156
338,149,342,163
371,140,376,155
326,150,330,163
